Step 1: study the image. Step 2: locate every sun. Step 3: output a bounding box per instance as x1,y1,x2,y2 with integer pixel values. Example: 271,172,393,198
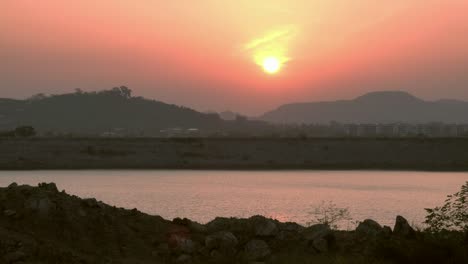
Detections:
262,57,281,74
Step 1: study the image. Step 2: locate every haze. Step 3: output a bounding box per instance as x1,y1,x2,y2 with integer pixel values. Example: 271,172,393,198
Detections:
2,0,468,114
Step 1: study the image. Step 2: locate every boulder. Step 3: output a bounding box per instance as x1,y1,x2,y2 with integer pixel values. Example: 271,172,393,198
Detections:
393,215,415,238
312,238,328,252
276,222,303,241
356,219,383,237
175,236,197,254
382,225,393,237
25,197,55,215
38,182,58,193
254,217,278,237
302,224,335,252
302,224,332,241
7,182,18,189
3,209,16,217
3,250,26,263
205,231,238,256
175,254,192,264
244,239,271,261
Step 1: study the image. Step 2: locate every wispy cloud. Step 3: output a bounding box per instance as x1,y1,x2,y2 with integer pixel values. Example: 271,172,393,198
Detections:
244,24,299,66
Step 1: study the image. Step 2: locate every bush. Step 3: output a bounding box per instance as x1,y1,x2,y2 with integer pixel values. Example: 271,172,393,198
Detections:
15,126,36,137
307,201,352,230
425,181,468,232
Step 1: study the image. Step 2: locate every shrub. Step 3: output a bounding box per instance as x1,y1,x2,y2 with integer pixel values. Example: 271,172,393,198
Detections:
307,201,352,230
15,126,36,137
425,181,468,232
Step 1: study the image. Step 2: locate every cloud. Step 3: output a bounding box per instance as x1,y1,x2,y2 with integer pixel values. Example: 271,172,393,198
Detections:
244,25,299,66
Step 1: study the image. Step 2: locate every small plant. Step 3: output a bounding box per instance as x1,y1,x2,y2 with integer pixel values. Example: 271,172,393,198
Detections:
425,181,468,232
307,200,352,230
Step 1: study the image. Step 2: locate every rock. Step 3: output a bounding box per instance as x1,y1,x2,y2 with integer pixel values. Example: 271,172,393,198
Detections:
244,239,271,261
3,209,16,217
175,254,192,264
205,231,238,256
78,209,87,217
155,243,170,257
209,250,223,259
312,238,328,252
276,222,303,240
302,224,332,241
173,217,191,226
393,215,415,238
382,225,393,237
173,218,207,233
282,222,304,232
175,237,197,254
7,182,18,189
38,182,58,193
3,250,26,263
189,221,207,234
82,198,98,208
302,224,335,252
356,219,383,237
254,218,278,237
25,197,55,215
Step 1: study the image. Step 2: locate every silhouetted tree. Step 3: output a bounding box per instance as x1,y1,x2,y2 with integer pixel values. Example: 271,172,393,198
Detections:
74,88,84,94
109,86,132,99
119,86,132,99
14,126,36,138
28,93,47,101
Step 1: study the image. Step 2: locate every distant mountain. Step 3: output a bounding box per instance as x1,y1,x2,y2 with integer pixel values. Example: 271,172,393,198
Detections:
0,87,224,134
219,110,249,121
261,91,468,124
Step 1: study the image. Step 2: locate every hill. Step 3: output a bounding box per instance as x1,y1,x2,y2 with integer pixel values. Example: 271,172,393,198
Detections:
261,91,468,124
0,87,224,134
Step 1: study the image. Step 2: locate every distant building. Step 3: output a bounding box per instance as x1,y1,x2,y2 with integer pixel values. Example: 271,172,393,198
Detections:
344,124,359,137
377,124,396,137
357,124,377,137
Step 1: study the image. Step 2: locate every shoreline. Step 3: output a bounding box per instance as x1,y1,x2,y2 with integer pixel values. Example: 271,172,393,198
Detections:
1,182,467,264
2,138,468,171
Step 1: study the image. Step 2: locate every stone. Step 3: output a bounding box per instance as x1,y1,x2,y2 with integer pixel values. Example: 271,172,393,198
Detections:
3,209,16,217
356,219,383,237
155,243,170,257
175,254,192,264
393,215,416,238
382,225,393,237
82,198,98,208
244,239,271,261
38,182,58,193
254,218,278,237
312,238,328,252
205,231,238,256
189,221,208,234
3,250,26,263
175,236,197,254
25,197,55,215
174,217,208,233
302,224,332,241
7,182,18,189
302,224,335,253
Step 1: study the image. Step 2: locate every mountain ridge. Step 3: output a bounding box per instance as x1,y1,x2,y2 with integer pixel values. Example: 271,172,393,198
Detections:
261,91,468,124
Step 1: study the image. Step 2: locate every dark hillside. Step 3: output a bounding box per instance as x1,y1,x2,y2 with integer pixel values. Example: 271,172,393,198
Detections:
0,87,224,134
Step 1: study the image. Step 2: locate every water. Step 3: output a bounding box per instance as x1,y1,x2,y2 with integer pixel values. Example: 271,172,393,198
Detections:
0,170,466,228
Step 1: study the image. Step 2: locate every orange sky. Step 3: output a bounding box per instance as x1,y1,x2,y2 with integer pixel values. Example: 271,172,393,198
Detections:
2,0,468,114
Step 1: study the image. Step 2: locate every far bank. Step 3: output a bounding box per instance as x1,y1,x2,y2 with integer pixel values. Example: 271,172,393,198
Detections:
1,138,468,170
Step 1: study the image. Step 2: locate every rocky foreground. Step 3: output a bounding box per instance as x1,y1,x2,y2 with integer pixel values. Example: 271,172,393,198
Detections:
0,183,467,264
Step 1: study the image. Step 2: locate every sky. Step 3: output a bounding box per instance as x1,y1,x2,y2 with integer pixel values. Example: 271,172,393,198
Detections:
1,0,468,115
